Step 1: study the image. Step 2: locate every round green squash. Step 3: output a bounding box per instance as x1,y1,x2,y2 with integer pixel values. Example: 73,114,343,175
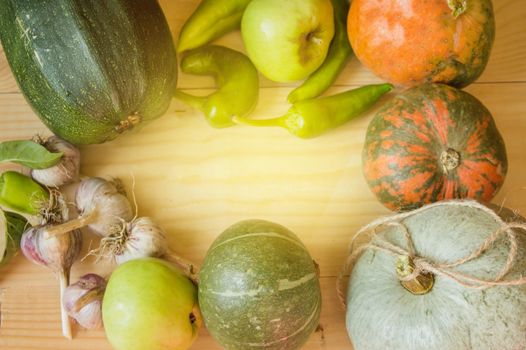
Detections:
346,201,526,350
0,0,177,144
199,219,321,350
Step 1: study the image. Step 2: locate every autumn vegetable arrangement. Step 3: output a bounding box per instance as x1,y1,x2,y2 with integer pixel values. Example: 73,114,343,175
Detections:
0,0,524,350
340,0,525,349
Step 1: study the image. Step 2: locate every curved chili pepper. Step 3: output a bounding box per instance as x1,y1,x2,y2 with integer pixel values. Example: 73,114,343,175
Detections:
287,0,352,103
234,83,393,139
177,0,252,52
174,45,259,128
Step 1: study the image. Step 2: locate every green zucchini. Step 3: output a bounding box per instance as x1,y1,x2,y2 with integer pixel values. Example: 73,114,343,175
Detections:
0,0,177,144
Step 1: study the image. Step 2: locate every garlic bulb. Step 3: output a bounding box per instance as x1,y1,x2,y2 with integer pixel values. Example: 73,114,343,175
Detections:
76,177,134,236
44,177,134,238
31,136,80,187
20,225,82,276
113,217,167,265
20,225,82,339
63,274,106,329
94,216,198,282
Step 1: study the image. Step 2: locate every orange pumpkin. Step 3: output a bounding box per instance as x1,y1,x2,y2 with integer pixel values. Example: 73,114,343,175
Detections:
348,0,495,88
363,84,507,212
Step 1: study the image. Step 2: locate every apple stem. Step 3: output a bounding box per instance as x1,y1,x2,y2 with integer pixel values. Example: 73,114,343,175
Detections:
232,115,287,129
174,90,207,113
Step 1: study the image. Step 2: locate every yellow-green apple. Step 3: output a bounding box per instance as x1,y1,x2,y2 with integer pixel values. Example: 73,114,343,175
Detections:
102,258,201,350
241,0,334,82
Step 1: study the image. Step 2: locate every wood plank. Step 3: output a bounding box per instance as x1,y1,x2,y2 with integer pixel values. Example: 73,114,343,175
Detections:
0,83,525,276
0,0,525,94
0,0,524,348
1,82,524,348
0,273,350,350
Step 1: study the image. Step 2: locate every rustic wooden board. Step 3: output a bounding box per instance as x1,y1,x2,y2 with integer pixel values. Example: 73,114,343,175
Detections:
0,0,525,349
0,0,525,94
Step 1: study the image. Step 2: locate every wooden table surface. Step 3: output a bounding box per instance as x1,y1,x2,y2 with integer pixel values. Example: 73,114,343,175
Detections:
0,0,525,349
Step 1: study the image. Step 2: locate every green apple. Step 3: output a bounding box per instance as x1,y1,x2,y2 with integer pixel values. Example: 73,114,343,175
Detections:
241,0,334,82
102,258,201,350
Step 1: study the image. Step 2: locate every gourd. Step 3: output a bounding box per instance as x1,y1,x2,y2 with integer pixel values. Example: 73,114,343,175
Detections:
341,200,526,350
363,83,507,211
0,0,177,145
198,219,321,350
348,0,495,87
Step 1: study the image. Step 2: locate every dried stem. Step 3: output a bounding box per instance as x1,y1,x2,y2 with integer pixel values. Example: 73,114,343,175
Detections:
44,210,98,238
72,287,105,313
164,250,200,284
59,269,72,340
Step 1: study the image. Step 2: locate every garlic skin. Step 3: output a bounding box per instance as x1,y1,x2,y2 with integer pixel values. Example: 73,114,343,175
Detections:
114,217,168,265
20,225,82,272
31,136,80,187
63,274,106,329
103,217,198,283
20,225,82,339
75,177,133,236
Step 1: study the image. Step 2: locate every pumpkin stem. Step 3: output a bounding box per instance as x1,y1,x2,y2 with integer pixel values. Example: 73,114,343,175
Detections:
313,260,320,278
115,114,141,133
440,148,461,174
396,255,434,295
447,0,467,18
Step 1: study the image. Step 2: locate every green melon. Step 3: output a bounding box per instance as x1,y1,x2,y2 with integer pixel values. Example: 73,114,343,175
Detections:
199,219,321,350
0,0,177,144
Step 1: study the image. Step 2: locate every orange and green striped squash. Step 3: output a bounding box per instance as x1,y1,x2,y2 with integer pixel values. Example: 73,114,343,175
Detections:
362,84,507,212
348,0,495,88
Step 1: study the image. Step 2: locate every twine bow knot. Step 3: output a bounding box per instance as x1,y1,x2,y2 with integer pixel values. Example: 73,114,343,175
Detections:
337,201,526,309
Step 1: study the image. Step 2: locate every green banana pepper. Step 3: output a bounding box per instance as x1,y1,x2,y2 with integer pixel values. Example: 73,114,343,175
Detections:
174,45,259,128
0,171,49,215
234,83,393,139
177,0,252,52
287,0,353,103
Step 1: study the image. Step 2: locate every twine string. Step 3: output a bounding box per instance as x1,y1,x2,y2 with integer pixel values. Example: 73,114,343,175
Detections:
336,201,526,309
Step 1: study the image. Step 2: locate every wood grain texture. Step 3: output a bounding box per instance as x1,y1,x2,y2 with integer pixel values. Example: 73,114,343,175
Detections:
0,0,525,349
0,0,525,93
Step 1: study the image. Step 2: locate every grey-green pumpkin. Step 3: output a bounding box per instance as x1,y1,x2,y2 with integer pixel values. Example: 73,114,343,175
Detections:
199,219,321,350
0,0,177,145
345,201,526,350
